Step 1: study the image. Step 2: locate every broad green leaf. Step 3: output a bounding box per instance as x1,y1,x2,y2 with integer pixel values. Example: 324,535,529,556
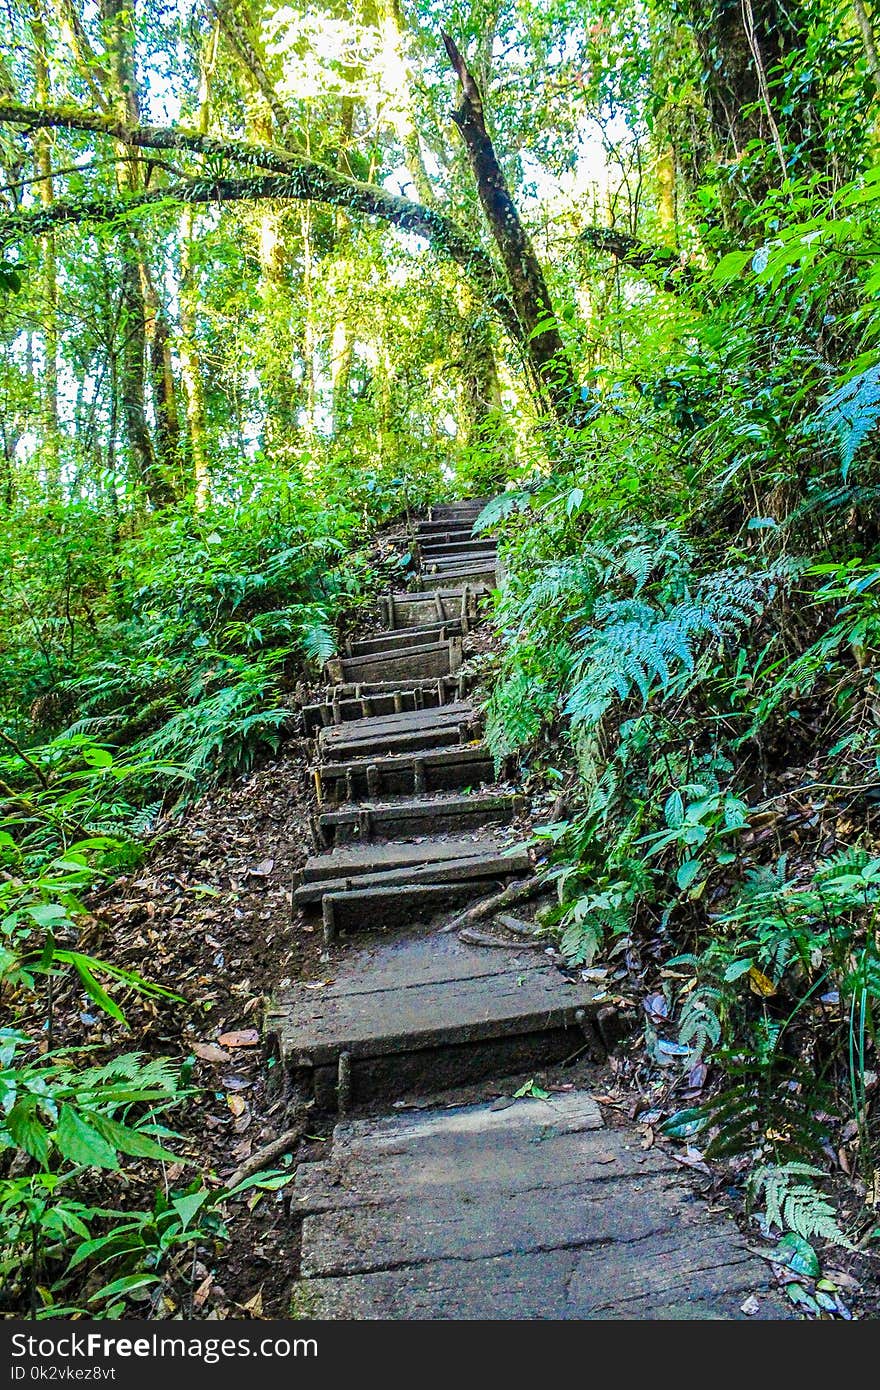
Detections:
55,1105,119,1170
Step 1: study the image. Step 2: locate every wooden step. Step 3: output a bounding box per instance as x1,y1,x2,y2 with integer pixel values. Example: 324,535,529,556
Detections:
314,792,523,848
319,721,463,762
346,622,462,658
289,1091,786,1318
418,541,496,562
378,589,484,630
319,711,475,762
267,930,600,1110
320,880,499,942
295,844,530,909
301,680,461,736
325,637,462,686
429,501,489,521
313,743,494,804
413,567,496,591
413,523,477,542
300,832,521,883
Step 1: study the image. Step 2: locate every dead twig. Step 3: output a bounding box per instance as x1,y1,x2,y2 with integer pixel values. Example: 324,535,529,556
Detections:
224,1116,308,1190
458,925,546,949
440,874,550,933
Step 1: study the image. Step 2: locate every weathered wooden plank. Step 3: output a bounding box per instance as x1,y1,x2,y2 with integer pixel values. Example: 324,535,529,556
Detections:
378,589,484,629
325,637,462,685
300,832,519,882
314,792,523,846
288,1092,787,1319
294,847,530,906
418,541,496,562
313,743,494,803
346,623,462,658
413,568,496,591
317,702,474,758
268,931,595,1061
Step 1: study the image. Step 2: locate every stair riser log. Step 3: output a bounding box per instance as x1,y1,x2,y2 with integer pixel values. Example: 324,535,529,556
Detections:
313,794,523,848
346,623,462,657
325,638,461,685
314,752,494,804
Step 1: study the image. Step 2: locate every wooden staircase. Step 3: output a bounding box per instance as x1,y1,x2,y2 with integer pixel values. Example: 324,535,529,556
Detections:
268,499,604,1109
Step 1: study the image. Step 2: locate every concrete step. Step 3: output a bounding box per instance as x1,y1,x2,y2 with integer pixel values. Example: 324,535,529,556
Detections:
268,930,601,1109
300,832,522,884
325,637,462,686
346,623,462,658
289,1091,788,1318
313,792,523,848
312,743,494,804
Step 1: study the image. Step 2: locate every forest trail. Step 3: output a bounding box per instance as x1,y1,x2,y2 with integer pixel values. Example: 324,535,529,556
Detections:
269,501,786,1320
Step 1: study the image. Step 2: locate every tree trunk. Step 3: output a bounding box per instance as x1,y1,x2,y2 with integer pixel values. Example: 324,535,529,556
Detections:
853,0,880,87
442,33,575,422
31,1,61,500
179,21,218,509
100,0,170,507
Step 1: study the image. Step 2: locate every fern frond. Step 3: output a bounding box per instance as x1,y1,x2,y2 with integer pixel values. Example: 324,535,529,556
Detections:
750,1163,853,1248
810,362,880,478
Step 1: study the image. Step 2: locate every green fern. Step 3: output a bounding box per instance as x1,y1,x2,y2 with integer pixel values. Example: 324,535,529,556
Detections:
299,618,337,664
749,1163,853,1248
810,362,880,479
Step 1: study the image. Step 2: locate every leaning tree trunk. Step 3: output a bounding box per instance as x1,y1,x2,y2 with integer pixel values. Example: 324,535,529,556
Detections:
442,32,576,422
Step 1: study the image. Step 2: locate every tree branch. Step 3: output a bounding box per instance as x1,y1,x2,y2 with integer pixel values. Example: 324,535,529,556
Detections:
580,225,695,293
0,101,521,342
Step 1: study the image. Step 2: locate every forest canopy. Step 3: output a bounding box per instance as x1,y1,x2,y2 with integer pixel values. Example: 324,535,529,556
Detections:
3,0,880,1319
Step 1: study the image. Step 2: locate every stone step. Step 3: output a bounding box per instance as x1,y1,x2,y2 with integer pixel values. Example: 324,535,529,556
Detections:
313,792,523,848
317,702,474,759
267,930,601,1109
301,681,460,736
346,622,462,658
289,1092,787,1318
378,589,481,630
312,743,494,804
325,637,462,686
294,845,530,909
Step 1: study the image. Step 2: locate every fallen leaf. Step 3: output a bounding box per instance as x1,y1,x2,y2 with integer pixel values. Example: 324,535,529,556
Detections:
242,1290,264,1316
249,859,275,877
194,1042,231,1064
218,1028,260,1048
749,965,777,998
227,1094,247,1117
192,1274,214,1310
